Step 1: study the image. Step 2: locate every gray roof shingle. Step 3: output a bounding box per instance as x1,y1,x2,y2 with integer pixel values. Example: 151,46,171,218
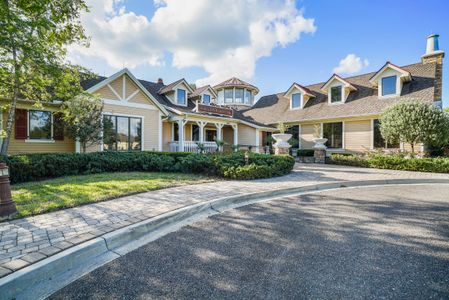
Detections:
241,62,437,124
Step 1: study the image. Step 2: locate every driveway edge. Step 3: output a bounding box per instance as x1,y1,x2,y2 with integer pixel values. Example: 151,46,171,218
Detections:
1,178,448,299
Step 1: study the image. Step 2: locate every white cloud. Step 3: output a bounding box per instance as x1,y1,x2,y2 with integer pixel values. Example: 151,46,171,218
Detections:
68,0,316,85
333,54,369,75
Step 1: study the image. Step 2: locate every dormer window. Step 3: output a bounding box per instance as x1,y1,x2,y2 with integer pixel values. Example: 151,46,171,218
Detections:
330,86,342,103
291,93,301,109
177,89,186,105
381,76,397,96
202,94,211,105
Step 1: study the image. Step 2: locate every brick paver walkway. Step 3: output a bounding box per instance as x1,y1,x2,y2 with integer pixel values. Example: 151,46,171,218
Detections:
0,164,448,278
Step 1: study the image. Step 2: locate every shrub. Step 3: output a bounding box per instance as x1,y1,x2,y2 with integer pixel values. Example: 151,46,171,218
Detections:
296,149,315,157
1,151,295,184
329,153,449,173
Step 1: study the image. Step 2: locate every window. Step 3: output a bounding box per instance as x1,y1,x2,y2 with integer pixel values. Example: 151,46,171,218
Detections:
381,76,397,96
330,86,342,103
244,90,252,104
235,88,244,103
29,110,52,140
218,90,224,104
205,129,216,142
177,89,186,105
202,94,211,105
323,122,343,149
373,119,399,148
224,89,234,103
286,125,299,148
192,124,200,141
103,115,142,151
291,93,301,108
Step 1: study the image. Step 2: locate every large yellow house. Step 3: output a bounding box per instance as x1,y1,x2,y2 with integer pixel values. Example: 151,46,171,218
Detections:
2,34,444,155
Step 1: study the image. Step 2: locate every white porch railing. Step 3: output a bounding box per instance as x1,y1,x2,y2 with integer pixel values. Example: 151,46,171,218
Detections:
169,141,218,153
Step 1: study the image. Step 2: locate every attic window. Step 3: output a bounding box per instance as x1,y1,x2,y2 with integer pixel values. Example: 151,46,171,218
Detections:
291,93,301,109
330,86,342,103
203,94,211,105
177,89,186,105
381,76,397,96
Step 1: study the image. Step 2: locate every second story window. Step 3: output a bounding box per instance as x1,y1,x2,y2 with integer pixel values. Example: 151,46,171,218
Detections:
235,88,244,103
177,89,186,105
224,88,233,103
202,94,211,105
291,93,301,109
244,90,252,104
381,76,397,96
330,86,342,103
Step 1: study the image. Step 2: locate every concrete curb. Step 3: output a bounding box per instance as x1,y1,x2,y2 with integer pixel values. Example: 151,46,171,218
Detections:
1,178,448,299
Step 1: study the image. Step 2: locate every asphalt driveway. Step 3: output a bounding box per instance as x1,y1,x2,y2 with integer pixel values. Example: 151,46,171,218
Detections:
50,184,449,299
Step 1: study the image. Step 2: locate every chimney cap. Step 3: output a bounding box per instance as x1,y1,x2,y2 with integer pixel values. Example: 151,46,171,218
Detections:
428,33,439,38
157,78,164,84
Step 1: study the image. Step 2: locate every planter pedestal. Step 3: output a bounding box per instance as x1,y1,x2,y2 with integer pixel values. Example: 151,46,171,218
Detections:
313,138,328,164
272,133,292,156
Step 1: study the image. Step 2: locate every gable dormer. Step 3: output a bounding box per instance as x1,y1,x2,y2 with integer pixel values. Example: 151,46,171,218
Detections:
284,83,315,109
158,78,194,107
369,62,411,98
321,74,357,104
188,85,218,105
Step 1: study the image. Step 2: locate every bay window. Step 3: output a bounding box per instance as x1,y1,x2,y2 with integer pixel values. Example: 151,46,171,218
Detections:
235,88,244,103
323,122,343,149
224,89,234,103
103,115,142,151
244,90,252,104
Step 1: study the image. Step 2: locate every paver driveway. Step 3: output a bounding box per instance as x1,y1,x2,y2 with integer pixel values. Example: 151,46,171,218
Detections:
50,184,449,299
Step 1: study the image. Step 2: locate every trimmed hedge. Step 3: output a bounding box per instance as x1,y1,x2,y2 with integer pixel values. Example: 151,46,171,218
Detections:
296,149,315,157
1,151,295,184
329,153,449,173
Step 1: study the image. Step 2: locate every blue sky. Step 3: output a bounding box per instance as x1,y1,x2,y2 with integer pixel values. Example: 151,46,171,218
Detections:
71,0,448,107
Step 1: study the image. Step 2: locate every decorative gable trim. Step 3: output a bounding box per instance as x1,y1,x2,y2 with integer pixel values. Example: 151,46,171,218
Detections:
369,62,412,86
320,74,357,92
86,68,169,116
284,83,315,98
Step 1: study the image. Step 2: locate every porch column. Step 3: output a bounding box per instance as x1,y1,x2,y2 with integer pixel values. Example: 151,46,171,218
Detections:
178,119,188,152
195,121,207,143
214,123,224,151
231,124,238,151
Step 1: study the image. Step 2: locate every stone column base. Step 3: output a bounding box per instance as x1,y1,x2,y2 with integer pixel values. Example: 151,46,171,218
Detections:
274,147,290,155
314,149,326,163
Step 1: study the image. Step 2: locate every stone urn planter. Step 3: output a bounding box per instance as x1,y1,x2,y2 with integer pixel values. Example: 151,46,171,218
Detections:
313,138,327,163
272,133,292,155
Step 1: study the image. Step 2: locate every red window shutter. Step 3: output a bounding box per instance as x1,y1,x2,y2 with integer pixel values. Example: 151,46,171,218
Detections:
14,109,28,139
53,112,64,141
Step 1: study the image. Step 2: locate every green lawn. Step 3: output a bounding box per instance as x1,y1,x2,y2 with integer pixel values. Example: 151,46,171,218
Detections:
11,172,213,218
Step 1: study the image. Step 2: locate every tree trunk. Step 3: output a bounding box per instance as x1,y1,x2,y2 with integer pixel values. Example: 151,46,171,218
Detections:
1,0,19,156
410,143,415,154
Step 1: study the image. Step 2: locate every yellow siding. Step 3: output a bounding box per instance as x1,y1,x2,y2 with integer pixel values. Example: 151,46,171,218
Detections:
2,102,75,155
162,122,172,151
300,124,318,149
238,124,256,146
96,85,119,100
109,77,123,99
125,76,138,99
344,120,372,152
129,91,150,105
184,124,192,140
223,127,233,144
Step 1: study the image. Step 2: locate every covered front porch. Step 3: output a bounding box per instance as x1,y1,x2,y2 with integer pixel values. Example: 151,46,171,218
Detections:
165,119,239,153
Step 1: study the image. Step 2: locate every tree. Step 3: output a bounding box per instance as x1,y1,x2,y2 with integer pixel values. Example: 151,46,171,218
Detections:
0,0,89,155
62,94,104,153
380,100,449,153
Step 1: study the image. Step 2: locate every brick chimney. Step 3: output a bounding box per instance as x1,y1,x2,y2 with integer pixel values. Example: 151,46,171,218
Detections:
422,34,444,105
157,78,164,85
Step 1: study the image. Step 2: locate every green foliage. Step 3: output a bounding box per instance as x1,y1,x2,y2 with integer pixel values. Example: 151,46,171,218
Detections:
0,0,90,154
296,149,315,157
1,152,295,184
276,122,290,134
288,137,299,148
380,100,449,153
329,153,449,173
62,94,104,153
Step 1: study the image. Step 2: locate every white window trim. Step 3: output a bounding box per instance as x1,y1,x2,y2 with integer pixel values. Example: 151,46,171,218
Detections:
101,112,145,152
290,92,303,110
27,109,55,142
175,88,187,106
328,85,345,105
378,75,401,99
